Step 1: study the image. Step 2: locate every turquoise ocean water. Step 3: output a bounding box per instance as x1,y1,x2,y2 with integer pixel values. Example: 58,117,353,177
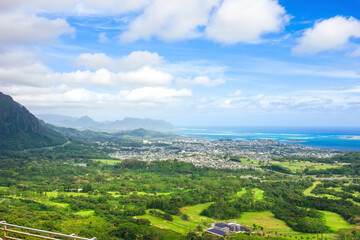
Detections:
172,127,360,151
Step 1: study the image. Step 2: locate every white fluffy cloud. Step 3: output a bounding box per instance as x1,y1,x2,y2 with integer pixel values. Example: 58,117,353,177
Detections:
54,67,173,88
54,69,118,87
3,0,289,44
0,51,55,87
120,0,219,42
293,16,360,54
176,76,225,87
0,0,151,15
120,87,191,102
206,0,289,44
0,13,74,46
118,67,173,88
76,51,163,71
0,50,172,89
121,0,289,43
200,90,360,112
11,86,191,109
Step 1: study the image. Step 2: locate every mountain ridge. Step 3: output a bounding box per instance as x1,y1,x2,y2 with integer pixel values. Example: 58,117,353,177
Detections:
38,114,174,132
0,92,67,150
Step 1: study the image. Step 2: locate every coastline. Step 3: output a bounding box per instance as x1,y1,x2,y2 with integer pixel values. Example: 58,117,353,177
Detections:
172,127,360,151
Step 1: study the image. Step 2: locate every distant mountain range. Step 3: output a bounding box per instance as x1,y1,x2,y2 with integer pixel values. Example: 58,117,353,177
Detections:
0,92,180,150
0,92,66,150
45,124,180,142
38,114,174,132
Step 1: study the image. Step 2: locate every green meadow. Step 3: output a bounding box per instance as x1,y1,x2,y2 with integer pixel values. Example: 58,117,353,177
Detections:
74,210,95,216
320,211,353,232
271,161,347,174
236,188,246,197
91,159,122,164
46,191,88,197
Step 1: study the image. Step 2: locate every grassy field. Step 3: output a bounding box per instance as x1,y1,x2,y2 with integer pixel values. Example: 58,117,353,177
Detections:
74,210,95,216
91,159,122,164
303,181,321,196
320,211,353,232
231,212,341,239
252,188,264,200
240,158,261,166
236,188,246,197
180,202,214,224
41,200,69,208
139,210,199,234
138,202,214,234
139,200,352,239
303,182,342,200
271,161,346,174
231,211,294,234
46,191,88,197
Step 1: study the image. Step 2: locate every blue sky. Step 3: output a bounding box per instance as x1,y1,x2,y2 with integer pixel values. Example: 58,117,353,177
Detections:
0,0,359,127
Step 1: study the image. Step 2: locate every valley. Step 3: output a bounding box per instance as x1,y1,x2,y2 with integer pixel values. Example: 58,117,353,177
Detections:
1,92,360,240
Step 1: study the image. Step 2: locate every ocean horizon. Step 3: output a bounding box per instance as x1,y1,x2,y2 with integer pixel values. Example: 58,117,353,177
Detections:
171,126,360,151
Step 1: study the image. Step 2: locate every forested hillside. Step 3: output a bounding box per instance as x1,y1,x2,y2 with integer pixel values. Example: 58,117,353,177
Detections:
0,92,66,150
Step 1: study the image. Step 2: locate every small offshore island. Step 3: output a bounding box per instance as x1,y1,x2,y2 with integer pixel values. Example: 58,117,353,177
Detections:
1,92,360,240
340,136,360,140
1,0,360,238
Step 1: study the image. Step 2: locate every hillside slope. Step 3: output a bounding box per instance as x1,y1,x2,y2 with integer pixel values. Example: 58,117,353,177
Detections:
0,92,66,150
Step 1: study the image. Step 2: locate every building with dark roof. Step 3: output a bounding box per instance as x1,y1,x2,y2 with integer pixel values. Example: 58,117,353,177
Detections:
207,228,226,237
205,222,251,237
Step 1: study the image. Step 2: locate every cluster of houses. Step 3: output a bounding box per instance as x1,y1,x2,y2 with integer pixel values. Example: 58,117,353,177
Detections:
205,222,252,237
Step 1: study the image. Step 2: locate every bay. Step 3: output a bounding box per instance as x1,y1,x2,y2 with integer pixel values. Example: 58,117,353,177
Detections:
172,127,360,151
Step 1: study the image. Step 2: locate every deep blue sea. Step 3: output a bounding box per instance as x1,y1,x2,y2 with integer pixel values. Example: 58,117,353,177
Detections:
171,127,360,151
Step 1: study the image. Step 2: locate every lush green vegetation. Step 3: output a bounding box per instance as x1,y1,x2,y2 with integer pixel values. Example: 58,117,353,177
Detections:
1,141,360,239
0,92,66,150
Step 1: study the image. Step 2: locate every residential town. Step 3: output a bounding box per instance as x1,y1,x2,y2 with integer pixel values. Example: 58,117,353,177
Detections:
103,138,340,170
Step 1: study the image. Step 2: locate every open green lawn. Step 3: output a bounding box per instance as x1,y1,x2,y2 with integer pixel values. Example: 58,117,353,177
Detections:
138,203,214,234
252,188,264,200
237,188,246,197
231,211,295,234
91,159,122,164
42,200,69,208
107,191,121,197
230,212,341,239
128,191,173,196
320,211,353,232
46,191,88,197
180,202,214,224
138,201,353,239
74,210,95,216
303,182,342,200
240,159,261,166
13,196,69,208
236,188,263,199
271,161,347,174
139,210,200,234
303,181,321,197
